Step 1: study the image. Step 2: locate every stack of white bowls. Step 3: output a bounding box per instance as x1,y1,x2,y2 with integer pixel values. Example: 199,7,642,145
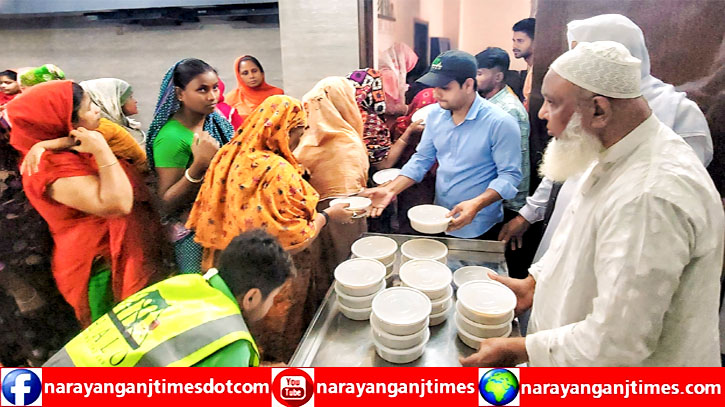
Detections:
399,259,453,326
455,281,516,349
351,236,398,279
334,258,387,320
370,287,432,363
400,238,448,265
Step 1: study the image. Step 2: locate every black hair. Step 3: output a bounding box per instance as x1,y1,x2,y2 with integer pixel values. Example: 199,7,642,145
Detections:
71,82,85,123
476,47,511,73
173,58,217,89
455,77,478,91
0,70,17,81
512,17,536,40
216,230,293,299
239,55,264,74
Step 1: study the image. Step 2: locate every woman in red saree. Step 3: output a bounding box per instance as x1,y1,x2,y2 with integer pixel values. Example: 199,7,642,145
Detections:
7,80,167,327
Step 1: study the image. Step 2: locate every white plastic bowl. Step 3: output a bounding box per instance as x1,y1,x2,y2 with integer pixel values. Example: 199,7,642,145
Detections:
399,259,452,300
373,328,430,364
335,279,385,299
329,197,372,218
372,168,401,185
428,300,453,326
351,236,398,265
455,311,513,338
456,280,516,325
410,103,437,125
329,196,372,210
431,293,453,315
335,282,385,309
407,205,452,234
338,302,372,320
334,258,387,296
370,313,429,350
456,316,512,349
453,266,495,288
371,287,432,336
400,239,448,264
455,299,515,326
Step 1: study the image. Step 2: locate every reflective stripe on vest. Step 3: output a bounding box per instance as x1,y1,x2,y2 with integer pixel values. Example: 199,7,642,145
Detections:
49,274,259,367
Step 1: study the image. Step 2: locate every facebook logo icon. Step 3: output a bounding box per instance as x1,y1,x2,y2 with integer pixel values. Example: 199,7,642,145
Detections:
1,369,42,406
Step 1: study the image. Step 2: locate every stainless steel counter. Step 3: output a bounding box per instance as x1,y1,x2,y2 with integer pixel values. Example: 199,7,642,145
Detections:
289,233,520,367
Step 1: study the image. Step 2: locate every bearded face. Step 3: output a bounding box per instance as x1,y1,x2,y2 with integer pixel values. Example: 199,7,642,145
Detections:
539,112,604,182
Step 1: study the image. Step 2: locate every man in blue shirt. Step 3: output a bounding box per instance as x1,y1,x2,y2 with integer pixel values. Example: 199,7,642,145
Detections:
364,50,522,238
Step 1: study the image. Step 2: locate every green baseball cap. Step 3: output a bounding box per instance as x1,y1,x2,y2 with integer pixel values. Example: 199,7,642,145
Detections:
417,50,477,88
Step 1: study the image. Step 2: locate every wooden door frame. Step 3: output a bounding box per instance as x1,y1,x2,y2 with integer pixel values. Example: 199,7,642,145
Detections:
358,0,374,68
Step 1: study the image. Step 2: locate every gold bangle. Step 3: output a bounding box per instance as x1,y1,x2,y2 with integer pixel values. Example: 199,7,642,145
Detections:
398,137,409,145
184,168,204,184
98,160,119,169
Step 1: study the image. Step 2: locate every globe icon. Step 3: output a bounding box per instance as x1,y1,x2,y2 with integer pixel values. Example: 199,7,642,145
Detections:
479,368,519,406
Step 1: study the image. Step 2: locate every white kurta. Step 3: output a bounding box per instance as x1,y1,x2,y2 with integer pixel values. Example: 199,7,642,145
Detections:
532,175,582,262
525,115,724,366
566,14,713,166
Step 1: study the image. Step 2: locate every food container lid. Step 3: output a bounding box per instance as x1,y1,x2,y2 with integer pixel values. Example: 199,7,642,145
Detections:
334,258,386,288
399,259,452,292
372,287,432,326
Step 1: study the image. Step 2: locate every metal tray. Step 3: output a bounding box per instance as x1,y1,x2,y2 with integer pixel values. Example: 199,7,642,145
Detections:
289,233,520,367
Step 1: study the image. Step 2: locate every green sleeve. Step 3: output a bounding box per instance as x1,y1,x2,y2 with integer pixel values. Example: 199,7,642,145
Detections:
192,340,254,367
152,120,194,168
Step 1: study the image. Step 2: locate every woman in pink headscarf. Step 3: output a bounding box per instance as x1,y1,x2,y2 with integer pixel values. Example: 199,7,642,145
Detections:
379,42,419,115
215,79,244,130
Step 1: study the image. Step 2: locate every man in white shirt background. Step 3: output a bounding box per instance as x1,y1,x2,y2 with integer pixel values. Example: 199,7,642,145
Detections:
461,41,724,367
499,14,714,266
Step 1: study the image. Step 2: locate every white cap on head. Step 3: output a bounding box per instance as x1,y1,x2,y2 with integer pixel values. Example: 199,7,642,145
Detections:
550,40,642,99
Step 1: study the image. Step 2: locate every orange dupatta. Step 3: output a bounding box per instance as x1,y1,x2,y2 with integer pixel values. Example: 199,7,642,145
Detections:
293,77,369,199
224,55,284,119
187,95,319,269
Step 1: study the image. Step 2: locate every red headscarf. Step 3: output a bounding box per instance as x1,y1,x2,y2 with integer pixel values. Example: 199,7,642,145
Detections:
224,55,284,120
7,80,164,326
215,78,244,130
0,70,20,107
392,88,436,139
0,92,17,106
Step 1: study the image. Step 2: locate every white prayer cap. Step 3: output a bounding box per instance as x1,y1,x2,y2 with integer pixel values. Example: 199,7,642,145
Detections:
550,40,642,99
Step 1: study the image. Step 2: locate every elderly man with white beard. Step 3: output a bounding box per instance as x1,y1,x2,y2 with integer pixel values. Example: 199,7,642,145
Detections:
460,41,724,367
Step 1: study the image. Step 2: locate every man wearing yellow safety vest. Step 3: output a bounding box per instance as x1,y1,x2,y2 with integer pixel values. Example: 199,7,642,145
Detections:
44,230,292,367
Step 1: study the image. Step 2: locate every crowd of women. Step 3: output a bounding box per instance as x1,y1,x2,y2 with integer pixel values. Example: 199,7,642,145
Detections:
0,43,435,365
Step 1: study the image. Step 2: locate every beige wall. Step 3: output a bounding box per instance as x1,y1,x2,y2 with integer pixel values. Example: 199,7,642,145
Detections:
420,0,460,50
376,0,420,61
279,0,361,98
0,15,281,128
375,0,531,70
458,0,532,71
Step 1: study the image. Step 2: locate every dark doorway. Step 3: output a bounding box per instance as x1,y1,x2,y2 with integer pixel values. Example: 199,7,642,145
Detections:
413,19,429,72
